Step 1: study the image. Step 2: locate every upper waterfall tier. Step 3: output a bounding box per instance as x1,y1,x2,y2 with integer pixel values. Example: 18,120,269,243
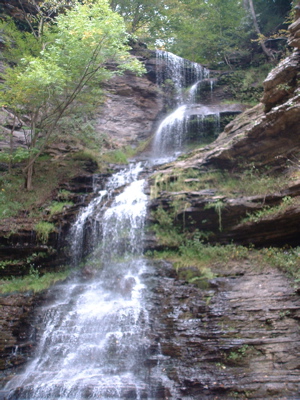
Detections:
152,50,218,161
156,50,210,104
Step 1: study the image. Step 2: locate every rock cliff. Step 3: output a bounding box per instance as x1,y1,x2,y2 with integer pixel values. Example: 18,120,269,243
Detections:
150,16,300,248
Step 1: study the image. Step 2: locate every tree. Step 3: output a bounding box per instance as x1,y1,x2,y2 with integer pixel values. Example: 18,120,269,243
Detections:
245,0,275,60
109,0,180,44
0,0,145,190
167,0,250,65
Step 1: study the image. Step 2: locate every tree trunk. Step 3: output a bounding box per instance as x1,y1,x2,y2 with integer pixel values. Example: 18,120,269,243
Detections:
295,2,300,20
9,114,17,173
246,0,274,60
25,163,34,190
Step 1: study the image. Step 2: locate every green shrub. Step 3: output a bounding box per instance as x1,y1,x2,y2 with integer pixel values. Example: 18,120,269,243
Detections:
242,196,297,223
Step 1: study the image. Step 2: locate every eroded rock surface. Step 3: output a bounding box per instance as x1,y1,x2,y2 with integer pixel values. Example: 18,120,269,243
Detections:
148,261,300,399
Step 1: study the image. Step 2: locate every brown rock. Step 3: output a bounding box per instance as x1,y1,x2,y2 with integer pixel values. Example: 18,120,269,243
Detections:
95,72,163,148
262,51,300,112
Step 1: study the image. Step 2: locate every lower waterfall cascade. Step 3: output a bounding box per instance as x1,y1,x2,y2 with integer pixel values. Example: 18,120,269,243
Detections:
3,163,176,399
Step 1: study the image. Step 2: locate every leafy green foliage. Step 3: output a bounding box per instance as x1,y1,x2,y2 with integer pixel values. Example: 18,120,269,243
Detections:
0,0,145,189
218,64,272,104
151,206,184,247
0,155,87,221
226,345,249,362
109,0,179,44
261,246,300,281
166,0,251,65
0,18,42,63
242,196,297,223
252,0,292,35
0,148,37,164
0,173,33,218
112,0,292,66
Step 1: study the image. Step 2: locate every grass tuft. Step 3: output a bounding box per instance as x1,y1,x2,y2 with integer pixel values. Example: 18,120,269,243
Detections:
0,269,71,294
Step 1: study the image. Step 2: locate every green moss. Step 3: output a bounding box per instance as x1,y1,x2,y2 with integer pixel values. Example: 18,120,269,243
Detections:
101,149,130,164
71,149,100,164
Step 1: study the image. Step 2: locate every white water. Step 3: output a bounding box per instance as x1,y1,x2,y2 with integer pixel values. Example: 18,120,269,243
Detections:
152,104,187,161
156,50,209,104
4,163,162,400
70,190,107,265
152,50,220,161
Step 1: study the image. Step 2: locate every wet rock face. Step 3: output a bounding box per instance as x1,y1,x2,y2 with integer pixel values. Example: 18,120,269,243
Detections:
2,261,299,400
147,261,300,399
0,293,38,379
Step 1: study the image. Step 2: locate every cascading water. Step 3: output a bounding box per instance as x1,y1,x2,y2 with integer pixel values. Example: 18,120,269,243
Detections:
3,163,174,400
1,50,227,400
156,50,209,104
152,50,221,161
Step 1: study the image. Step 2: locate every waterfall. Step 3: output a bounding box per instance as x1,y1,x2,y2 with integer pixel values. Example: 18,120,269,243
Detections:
156,50,209,105
70,190,107,265
4,163,169,400
2,51,225,400
152,50,220,161
69,163,144,266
